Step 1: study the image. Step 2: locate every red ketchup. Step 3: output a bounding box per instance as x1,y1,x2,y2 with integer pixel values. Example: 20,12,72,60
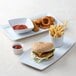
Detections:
13,44,22,49
13,24,28,30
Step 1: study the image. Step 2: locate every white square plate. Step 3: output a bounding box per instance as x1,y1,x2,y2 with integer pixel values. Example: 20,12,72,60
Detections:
8,18,34,34
1,13,63,41
20,35,75,70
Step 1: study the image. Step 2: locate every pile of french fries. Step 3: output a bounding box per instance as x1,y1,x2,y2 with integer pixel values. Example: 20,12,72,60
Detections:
49,25,65,38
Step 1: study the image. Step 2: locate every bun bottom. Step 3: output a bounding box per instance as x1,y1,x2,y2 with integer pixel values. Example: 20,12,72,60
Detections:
31,52,54,63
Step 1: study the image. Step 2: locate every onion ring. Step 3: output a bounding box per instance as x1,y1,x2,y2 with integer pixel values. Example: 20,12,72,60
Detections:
41,16,51,27
40,16,55,29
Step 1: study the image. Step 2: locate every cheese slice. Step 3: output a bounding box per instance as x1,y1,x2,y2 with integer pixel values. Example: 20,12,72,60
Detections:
31,52,54,63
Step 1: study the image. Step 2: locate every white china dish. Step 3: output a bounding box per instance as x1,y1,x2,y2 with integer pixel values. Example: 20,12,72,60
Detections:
20,35,75,70
2,13,63,41
8,18,34,34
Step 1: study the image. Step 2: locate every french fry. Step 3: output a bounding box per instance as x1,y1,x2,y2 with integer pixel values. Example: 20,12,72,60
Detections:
61,31,64,35
50,29,55,36
54,34,57,38
60,28,64,32
63,20,68,30
57,26,62,31
57,31,62,37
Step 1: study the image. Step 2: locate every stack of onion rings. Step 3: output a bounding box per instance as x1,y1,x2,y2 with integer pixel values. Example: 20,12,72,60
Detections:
40,16,55,29
32,16,55,32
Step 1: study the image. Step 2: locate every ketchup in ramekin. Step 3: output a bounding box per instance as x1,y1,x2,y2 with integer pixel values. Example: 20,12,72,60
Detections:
13,24,28,30
12,43,23,55
13,44,22,49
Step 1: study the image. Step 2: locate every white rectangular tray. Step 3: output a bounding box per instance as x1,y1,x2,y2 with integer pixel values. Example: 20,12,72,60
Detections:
1,13,62,41
20,35,75,70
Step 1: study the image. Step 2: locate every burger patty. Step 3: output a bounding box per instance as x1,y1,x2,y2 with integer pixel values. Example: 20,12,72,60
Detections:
33,49,55,58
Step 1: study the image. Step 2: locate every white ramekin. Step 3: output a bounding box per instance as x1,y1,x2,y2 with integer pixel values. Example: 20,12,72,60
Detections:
12,42,23,55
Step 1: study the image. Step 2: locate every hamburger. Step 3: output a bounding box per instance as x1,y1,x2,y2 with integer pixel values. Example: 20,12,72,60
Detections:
31,42,55,63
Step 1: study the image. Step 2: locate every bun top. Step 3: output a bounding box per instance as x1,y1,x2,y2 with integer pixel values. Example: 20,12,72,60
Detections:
32,42,54,53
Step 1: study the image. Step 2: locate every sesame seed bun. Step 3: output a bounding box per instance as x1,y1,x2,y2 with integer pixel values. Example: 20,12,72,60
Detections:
32,42,54,53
